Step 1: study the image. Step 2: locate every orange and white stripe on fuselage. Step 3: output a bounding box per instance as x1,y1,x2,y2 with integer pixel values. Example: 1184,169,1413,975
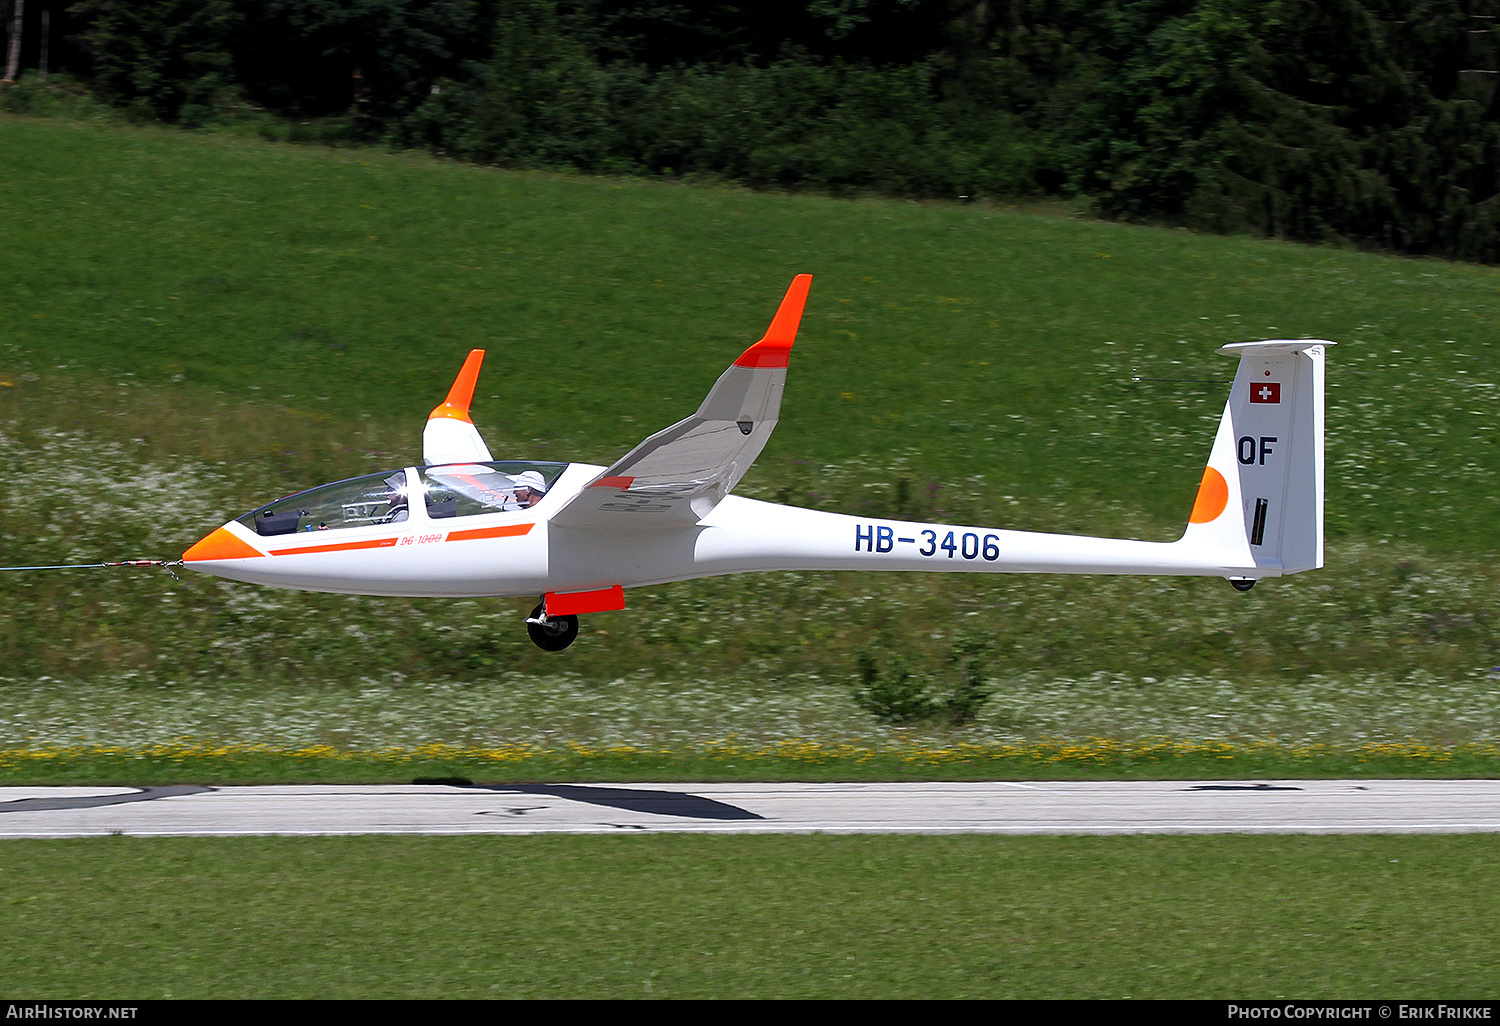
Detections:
181,463,608,598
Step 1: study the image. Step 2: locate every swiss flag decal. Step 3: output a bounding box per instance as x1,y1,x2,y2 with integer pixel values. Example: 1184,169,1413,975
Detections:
1250,382,1281,404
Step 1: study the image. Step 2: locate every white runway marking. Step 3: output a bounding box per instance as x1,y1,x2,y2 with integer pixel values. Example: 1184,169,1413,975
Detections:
2,780,1499,837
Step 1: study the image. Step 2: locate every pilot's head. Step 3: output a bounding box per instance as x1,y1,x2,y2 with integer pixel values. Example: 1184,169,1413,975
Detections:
513,470,548,507
381,474,411,513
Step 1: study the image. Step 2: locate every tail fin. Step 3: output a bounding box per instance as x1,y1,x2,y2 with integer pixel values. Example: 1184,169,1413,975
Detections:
1179,340,1333,578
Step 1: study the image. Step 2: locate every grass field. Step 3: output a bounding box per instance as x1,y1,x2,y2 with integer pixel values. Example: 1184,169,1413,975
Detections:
3,115,1499,768
2,833,1497,999
3,111,1500,1001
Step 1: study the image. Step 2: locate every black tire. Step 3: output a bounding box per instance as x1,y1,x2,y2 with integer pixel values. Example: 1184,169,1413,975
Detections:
1229,578,1256,592
527,603,580,651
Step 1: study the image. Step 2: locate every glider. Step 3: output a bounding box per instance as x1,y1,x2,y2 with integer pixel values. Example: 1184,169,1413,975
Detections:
182,274,1333,650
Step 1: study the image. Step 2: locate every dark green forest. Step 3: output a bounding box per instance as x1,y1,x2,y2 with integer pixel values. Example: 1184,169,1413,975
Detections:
4,1,1499,259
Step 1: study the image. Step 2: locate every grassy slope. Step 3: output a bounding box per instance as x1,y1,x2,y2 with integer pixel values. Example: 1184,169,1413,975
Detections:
2,116,1499,761
6,118,1497,542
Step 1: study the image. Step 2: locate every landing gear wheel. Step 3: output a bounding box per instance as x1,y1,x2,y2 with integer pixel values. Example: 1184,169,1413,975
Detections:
1229,578,1256,592
527,603,579,651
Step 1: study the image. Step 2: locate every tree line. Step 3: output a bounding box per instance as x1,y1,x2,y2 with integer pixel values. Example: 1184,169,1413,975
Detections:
4,0,1499,260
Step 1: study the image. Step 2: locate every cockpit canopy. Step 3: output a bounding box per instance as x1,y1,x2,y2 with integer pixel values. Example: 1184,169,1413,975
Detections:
238,461,569,536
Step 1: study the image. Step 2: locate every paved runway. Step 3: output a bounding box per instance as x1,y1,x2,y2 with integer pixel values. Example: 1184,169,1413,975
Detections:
2,779,1498,837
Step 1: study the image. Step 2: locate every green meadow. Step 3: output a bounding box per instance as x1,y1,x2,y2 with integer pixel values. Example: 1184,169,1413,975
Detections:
2,114,1499,773
0,833,1494,999
4,113,1500,1002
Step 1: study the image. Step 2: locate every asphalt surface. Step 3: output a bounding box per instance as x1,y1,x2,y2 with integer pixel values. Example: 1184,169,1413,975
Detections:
2,779,1499,837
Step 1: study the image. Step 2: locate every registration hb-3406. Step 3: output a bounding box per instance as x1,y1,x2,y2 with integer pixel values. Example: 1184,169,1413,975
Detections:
855,523,1001,561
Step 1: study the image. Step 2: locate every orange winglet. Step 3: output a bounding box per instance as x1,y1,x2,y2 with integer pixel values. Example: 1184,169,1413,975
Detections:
545,585,626,616
733,274,812,369
590,476,635,490
1189,466,1229,524
429,349,486,422
182,527,264,562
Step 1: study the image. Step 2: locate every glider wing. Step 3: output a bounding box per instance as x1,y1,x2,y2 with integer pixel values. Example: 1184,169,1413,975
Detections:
551,274,812,529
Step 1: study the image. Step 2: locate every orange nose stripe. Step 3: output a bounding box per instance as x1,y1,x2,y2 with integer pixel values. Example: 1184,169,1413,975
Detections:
182,527,265,562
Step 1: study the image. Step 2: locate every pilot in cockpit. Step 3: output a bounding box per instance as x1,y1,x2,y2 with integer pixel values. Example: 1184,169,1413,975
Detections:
512,470,548,509
382,472,410,523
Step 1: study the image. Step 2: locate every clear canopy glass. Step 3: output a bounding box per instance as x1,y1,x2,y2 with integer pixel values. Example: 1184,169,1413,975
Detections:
238,470,412,536
237,462,569,536
418,461,567,518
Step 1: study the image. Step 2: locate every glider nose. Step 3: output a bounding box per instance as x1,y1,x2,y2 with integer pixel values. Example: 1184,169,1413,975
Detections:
182,525,264,563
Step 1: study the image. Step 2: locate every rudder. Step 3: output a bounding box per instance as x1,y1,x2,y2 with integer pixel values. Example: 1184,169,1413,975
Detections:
1181,340,1333,577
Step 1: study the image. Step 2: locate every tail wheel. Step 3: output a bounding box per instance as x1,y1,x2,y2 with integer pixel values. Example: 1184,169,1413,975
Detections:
527,603,579,651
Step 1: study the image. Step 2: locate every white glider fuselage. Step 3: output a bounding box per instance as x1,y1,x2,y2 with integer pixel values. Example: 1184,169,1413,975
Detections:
182,273,1332,646
192,469,1262,601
